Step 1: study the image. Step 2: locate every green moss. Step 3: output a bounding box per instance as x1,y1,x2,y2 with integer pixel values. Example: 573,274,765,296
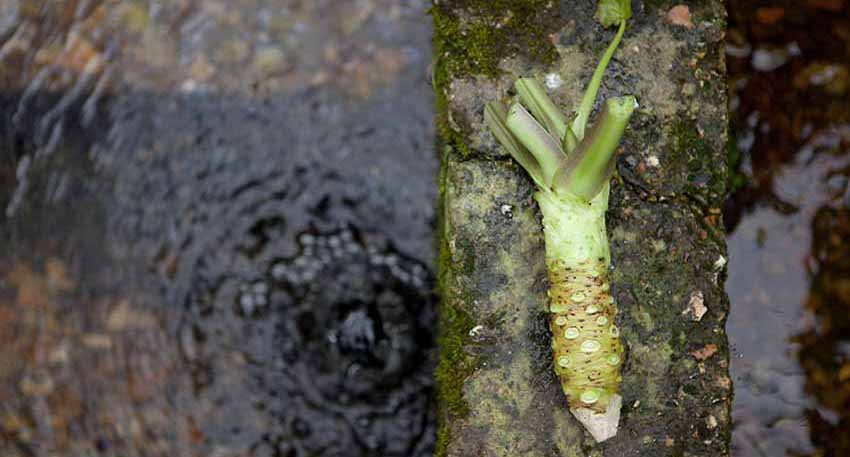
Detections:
431,4,561,452
725,136,745,193
433,290,475,457
670,118,710,168
639,0,674,12
434,147,476,457
431,0,559,159
668,117,727,200
431,0,558,79
434,270,475,421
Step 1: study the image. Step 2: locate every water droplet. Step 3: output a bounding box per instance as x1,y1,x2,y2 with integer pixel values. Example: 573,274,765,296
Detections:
564,327,580,339
610,325,620,337
608,296,615,304
601,282,610,291
596,316,608,325
580,390,599,404
240,294,255,315
544,72,563,90
555,316,568,326
585,304,599,315
607,354,620,365
580,340,601,353
557,356,570,367
570,292,586,303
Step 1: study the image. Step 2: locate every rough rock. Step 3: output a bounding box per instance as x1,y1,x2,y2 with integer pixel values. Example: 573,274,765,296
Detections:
434,1,731,456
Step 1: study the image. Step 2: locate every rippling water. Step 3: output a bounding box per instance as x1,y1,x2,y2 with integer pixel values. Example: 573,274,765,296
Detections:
725,1,850,456
0,1,436,455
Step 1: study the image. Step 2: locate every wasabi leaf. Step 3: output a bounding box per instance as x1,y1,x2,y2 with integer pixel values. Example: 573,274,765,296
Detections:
595,0,632,27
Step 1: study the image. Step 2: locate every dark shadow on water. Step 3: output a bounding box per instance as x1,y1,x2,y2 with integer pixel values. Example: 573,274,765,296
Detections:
794,206,850,457
0,84,437,456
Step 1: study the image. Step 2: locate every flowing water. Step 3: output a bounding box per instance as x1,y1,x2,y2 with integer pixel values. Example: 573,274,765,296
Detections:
0,1,436,456
725,1,850,456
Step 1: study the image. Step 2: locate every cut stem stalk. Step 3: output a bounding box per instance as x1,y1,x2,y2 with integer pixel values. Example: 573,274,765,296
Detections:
515,78,569,143
571,20,627,141
504,103,565,186
554,96,636,200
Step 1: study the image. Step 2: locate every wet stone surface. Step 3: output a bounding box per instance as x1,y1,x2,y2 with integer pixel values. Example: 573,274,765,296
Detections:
0,0,436,456
433,0,730,456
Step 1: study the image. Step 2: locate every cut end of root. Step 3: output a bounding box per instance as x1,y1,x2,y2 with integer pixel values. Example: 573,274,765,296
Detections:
570,394,622,443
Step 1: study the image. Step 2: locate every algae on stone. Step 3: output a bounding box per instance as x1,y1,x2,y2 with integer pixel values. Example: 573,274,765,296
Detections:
435,1,730,456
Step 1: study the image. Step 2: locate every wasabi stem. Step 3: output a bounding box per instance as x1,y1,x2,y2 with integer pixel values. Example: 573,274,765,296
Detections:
515,78,569,144
571,20,627,141
554,96,636,200
562,126,578,154
483,0,635,443
504,103,565,186
484,101,547,189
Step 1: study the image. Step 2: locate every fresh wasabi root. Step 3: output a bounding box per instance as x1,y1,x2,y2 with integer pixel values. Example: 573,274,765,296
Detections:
484,0,634,443
538,187,624,442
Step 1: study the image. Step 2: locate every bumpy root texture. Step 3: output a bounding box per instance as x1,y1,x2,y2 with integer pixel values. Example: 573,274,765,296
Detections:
547,258,623,413
535,186,623,442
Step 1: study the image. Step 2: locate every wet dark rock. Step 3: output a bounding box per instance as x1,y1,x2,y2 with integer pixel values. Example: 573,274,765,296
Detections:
0,2,436,455
338,308,380,363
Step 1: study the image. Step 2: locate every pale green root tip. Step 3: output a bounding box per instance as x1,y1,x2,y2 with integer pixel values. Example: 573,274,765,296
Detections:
580,340,601,353
580,390,600,404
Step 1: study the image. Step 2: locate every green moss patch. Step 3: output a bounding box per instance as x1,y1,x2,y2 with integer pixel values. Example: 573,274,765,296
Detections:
431,0,560,158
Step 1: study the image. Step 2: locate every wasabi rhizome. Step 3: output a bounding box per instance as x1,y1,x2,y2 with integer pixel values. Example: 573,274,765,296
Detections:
484,0,635,443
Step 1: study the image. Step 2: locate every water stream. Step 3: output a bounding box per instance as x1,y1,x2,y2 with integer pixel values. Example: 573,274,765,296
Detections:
0,1,436,455
725,1,850,456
